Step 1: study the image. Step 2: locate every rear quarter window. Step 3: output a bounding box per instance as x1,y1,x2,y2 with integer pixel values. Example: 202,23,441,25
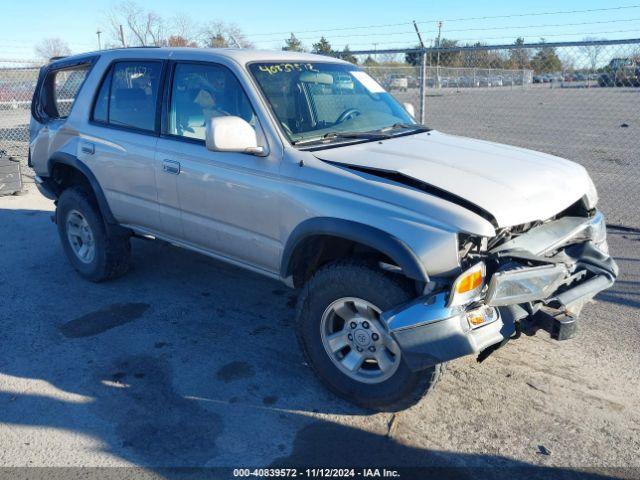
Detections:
52,66,90,118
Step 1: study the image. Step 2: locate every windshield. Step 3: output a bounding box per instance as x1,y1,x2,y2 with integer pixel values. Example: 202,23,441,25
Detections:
248,62,417,146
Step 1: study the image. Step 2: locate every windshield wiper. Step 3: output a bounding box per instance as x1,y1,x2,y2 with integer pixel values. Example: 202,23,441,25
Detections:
292,130,391,146
323,131,392,140
379,123,431,134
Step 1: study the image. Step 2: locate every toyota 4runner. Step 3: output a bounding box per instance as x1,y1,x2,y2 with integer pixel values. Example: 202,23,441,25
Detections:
29,48,618,411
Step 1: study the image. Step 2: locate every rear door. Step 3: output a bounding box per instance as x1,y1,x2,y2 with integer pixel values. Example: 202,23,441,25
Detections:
81,60,165,232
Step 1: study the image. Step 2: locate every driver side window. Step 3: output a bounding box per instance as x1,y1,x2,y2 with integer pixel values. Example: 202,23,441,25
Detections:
168,62,256,141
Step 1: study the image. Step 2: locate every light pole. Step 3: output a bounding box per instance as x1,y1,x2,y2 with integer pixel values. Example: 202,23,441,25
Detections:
96,29,102,50
436,21,443,89
412,20,426,123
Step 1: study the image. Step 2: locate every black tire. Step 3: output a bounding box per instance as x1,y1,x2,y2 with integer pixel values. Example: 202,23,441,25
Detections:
295,260,441,411
56,186,131,282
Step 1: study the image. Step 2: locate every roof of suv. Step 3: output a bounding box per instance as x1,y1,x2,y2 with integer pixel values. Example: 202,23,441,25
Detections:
49,47,350,67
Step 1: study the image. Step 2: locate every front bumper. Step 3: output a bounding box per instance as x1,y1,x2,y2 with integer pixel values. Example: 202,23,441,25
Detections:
34,175,58,200
383,293,521,371
382,213,618,372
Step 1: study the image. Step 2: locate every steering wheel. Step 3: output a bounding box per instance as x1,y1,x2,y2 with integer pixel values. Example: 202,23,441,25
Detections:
335,108,361,124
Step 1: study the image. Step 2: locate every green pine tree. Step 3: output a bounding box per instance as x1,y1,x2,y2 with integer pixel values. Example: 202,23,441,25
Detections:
341,45,358,64
283,33,304,52
312,36,333,56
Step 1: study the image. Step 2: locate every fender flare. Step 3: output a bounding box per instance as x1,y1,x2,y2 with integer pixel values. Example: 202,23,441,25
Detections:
47,152,117,224
280,217,429,282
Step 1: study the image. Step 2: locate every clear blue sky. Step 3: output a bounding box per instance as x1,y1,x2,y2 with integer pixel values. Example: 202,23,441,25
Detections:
1,0,639,59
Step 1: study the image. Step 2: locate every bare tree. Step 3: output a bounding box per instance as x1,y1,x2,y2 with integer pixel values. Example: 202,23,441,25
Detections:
200,21,253,48
378,52,402,64
34,38,71,61
171,13,198,45
167,35,198,47
103,3,253,49
580,37,606,72
106,1,166,47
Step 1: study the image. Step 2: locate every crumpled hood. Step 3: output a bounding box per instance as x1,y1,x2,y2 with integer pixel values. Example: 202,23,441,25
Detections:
315,130,592,228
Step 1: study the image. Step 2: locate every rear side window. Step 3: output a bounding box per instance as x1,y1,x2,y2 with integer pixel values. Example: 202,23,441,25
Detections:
92,61,162,132
51,65,90,118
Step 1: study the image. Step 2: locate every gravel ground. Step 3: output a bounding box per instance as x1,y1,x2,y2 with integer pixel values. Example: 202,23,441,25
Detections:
0,86,639,478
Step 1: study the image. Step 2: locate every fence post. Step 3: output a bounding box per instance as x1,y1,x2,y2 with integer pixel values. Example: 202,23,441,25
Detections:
419,49,426,123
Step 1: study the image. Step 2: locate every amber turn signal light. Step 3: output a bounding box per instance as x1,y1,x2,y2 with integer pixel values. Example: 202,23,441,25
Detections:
448,262,486,307
456,269,484,293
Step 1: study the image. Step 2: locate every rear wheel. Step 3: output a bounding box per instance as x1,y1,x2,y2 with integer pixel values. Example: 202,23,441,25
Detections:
56,186,131,282
295,260,441,411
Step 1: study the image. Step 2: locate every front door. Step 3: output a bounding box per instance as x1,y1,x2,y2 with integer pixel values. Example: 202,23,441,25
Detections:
155,61,282,274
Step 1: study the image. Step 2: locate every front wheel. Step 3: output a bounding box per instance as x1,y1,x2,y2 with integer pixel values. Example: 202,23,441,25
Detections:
295,260,441,411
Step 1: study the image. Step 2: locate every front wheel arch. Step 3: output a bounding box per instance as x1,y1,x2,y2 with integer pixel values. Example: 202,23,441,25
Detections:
281,218,429,288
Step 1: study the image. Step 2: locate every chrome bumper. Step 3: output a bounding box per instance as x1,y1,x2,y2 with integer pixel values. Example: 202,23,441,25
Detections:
382,214,618,372
382,293,521,371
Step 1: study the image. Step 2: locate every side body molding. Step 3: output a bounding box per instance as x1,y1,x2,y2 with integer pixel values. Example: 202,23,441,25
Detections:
47,152,117,224
281,217,429,282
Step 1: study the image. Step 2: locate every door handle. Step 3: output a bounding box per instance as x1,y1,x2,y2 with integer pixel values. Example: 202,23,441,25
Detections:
163,159,181,175
80,142,95,155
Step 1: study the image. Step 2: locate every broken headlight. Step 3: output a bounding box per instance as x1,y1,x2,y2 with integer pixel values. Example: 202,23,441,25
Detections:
485,264,568,306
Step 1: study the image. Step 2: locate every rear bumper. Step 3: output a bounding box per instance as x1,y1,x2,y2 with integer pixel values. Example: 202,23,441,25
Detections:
383,237,618,372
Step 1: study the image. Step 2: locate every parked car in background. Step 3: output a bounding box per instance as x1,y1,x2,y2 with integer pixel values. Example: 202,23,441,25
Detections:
0,81,33,110
30,48,617,411
407,75,419,88
385,74,409,91
478,76,492,87
463,76,481,88
598,57,640,87
489,76,503,87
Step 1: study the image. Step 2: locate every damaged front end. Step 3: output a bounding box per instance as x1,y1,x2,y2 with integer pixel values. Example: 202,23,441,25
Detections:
382,210,618,372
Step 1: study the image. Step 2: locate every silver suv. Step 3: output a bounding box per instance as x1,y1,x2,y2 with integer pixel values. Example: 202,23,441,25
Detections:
30,48,617,411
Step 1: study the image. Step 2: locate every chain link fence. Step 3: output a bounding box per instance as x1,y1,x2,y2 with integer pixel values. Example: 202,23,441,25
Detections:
0,59,41,185
1,41,639,228
364,65,534,91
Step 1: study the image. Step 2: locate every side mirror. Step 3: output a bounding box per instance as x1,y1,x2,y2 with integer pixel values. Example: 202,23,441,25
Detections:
205,116,265,155
403,103,416,119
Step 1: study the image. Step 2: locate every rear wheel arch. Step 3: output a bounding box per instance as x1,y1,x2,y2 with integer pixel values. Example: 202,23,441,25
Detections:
47,153,117,225
281,218,429,288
